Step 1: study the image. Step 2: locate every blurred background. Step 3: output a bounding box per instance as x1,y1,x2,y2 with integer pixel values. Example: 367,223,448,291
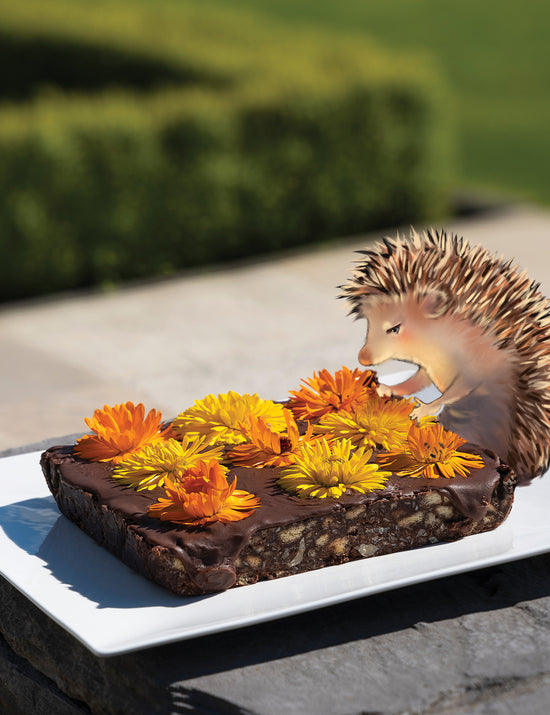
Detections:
202,0,550,207
1,0,549,450
1,0,549,303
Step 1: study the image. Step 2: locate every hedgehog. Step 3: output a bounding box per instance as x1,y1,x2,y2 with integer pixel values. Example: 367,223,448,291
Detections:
340,228,550,481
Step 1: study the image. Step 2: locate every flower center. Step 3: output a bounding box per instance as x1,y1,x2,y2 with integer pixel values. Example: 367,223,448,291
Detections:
279,436,293,452
316,456,348,484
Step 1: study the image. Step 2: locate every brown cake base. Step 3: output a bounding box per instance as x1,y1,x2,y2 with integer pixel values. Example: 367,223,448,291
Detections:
40,445,516,596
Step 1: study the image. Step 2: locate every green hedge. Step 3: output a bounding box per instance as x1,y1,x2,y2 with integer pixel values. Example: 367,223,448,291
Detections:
0,0,452,301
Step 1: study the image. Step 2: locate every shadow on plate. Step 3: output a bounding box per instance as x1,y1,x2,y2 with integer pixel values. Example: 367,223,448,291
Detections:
0,496,209,610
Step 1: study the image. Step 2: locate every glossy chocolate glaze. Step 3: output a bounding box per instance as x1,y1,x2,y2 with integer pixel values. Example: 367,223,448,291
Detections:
42,444,505,592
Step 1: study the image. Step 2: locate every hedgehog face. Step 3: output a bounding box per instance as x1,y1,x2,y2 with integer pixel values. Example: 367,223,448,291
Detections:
358,291,448,368
358,297,405,366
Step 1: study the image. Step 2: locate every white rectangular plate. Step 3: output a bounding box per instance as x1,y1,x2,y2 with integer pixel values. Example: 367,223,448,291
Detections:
1,450,549,657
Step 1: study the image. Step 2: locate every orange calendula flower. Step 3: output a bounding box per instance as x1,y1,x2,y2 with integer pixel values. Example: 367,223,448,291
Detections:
148,459,260,525
377,421,485,479
171,391,287,446
315,395,417,451
74,402,170,463
287,366,378,421
112,437,225,490
226,408,318,467
277,438,390,499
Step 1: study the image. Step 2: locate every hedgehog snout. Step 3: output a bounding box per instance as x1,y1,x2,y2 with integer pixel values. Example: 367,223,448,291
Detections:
358,344,373,366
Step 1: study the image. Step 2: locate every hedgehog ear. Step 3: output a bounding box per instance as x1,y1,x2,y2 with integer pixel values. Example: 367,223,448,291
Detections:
419,289,450,319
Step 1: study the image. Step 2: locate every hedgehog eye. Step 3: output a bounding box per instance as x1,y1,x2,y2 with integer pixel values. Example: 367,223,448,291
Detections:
386,324,401,335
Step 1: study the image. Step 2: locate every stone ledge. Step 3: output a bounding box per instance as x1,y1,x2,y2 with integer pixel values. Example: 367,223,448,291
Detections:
0,629,89,715
1,551,550,714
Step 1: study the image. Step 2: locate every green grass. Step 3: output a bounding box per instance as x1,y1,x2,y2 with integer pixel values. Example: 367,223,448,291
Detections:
194,0,550,206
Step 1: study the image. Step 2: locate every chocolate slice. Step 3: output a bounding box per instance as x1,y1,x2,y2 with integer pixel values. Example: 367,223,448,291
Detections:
40,444,516,596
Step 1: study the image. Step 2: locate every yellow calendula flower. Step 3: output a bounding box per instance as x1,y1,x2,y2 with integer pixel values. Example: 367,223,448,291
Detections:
112,437,225,490
171,391,287,446
377,421,485,479
315,395,417,451
277,438,390,499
